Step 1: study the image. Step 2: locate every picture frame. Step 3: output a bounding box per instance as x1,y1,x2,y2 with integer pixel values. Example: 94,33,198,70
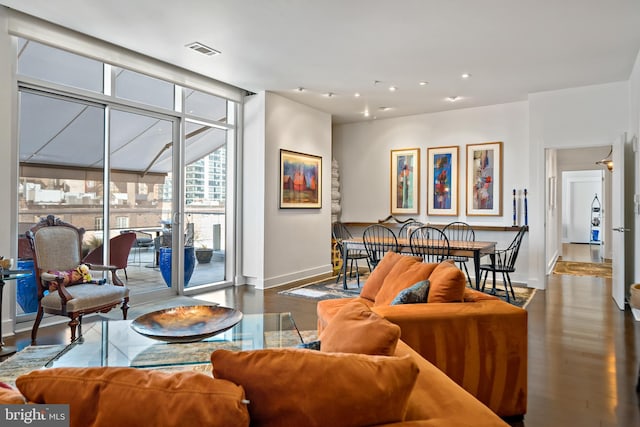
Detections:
466,141,503,216
279,149,322,209
390,148,420,215
427,146,459,216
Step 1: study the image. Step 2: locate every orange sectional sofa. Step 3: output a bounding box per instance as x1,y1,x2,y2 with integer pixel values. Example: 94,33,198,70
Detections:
317,253,528,419
0,254,523,426
2,297,512,427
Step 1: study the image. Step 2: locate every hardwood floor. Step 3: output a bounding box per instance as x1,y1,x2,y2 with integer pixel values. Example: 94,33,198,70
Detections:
3,262,640,427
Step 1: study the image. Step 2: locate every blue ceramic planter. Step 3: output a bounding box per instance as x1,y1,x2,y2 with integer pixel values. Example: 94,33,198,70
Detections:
159,246,196,287
17,259,38,313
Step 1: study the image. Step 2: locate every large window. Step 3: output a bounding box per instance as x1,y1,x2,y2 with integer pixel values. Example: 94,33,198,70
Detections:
15,37,237,317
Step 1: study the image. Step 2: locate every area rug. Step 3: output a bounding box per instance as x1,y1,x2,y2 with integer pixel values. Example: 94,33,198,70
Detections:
279,274,536,308
279,274,369,300
553,259,612,278
0,330,318,388
0,344,66,387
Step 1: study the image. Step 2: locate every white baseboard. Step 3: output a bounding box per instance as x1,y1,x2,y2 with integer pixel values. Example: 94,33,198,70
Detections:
261,265,333,290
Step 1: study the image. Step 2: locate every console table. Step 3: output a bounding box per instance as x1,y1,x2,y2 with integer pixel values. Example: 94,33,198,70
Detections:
0,269,31,357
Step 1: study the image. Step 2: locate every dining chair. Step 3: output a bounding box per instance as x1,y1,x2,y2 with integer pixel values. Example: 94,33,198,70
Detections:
398,220,425,239
362,224,399,269
409,226,450,263
442,221,475,286
332,222,370,286
26,215,129,344
479,226,527,302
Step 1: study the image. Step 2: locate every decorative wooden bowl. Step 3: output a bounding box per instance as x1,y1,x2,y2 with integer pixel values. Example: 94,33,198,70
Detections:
130,305,243,343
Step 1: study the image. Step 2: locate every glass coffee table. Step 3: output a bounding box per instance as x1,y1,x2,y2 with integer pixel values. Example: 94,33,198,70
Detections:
45,312,303,369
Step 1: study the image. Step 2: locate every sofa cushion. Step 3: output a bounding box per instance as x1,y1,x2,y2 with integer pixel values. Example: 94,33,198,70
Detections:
464,288,501,302
211,348,419,427
0,382,25,404
316,297,374,334
360,251,406,301
16,367,249,427
391,280,430,305
319,300,401,355
427,260,467,303
374,258,439,306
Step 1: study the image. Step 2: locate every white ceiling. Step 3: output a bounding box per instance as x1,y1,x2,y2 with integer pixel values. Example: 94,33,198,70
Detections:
1,0,640,124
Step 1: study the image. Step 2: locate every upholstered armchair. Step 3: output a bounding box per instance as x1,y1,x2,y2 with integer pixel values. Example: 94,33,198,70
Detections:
26,215,130,344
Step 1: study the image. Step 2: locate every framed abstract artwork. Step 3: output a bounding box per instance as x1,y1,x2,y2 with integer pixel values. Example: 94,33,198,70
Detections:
390,148,420,215
427,146,459,216
279,149,322,209
466,141,503,216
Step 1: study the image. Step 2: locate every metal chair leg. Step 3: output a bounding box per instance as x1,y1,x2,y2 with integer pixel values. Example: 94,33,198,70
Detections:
460,261,472,287
502,272,510,302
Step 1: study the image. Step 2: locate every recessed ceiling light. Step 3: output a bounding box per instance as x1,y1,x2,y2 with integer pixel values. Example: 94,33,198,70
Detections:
363,109,370,117
446,96,461,102
461,73,471,79
354,92,361,97
185,42,220,56
324,92,335,98
389,86,397,92
419,81,429,86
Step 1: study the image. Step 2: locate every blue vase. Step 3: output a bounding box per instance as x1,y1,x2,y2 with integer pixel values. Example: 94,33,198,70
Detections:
159,246,196,287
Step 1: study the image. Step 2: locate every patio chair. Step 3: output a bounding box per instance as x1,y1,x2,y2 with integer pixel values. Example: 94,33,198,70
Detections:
26,215,129,344
83,232,137,281
121,230,154,264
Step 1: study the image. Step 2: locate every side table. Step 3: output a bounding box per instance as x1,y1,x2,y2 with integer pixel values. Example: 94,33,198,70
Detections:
0,268,31,357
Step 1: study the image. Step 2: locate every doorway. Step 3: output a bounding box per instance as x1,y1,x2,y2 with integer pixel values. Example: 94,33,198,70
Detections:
561,169,603,263
551,146,613,278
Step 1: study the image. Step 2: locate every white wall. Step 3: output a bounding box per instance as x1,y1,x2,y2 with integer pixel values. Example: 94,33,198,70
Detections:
0,9,17,336
242,92,333,289
561,170,602,244
241,93,266,282
630,49,640,283
333,101,531,285
545,148,559,272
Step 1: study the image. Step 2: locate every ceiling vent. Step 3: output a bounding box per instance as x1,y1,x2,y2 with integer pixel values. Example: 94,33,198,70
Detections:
185,42,220,56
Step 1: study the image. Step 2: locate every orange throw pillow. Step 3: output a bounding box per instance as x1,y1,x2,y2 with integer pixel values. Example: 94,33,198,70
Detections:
427,260,467,303
374,257,439,306
319,300,401,355
359,251,405,301
16,367,249,427
211,348,419,427
0,382,25,404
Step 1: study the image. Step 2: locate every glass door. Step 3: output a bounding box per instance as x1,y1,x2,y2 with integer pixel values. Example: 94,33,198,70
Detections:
17,90,106,319
108,108,177,295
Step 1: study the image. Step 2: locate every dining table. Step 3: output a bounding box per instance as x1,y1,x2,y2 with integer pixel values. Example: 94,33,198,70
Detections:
340,237,496,291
